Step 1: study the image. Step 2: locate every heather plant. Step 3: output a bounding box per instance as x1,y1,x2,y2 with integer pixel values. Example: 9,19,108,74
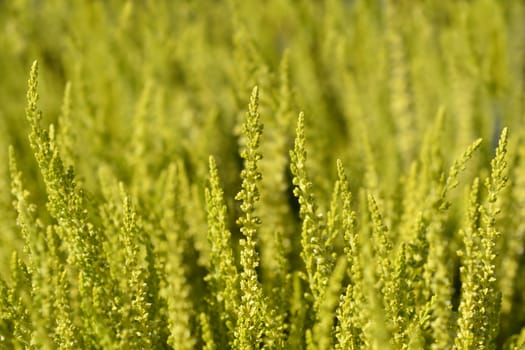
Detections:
2,1,525,349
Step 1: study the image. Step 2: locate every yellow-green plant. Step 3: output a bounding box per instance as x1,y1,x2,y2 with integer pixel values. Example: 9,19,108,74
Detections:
1,1,525,349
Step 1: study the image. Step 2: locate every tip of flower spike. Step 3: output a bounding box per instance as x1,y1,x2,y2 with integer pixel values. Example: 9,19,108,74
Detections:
248,86,260,117
498,127,508,146
208,155,216,168
31,60,38,69
8,145,14,158
296,112,305,134
336,159,348,182
28,60,39,89
29,61,39,85
26,60,42,124
8,145,19,176
474,138,483,148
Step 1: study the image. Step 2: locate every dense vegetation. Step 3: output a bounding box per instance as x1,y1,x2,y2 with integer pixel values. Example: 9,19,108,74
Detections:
1,0,525,349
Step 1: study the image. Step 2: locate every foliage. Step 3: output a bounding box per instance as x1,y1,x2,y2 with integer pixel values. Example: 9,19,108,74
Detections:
1,0,525,349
